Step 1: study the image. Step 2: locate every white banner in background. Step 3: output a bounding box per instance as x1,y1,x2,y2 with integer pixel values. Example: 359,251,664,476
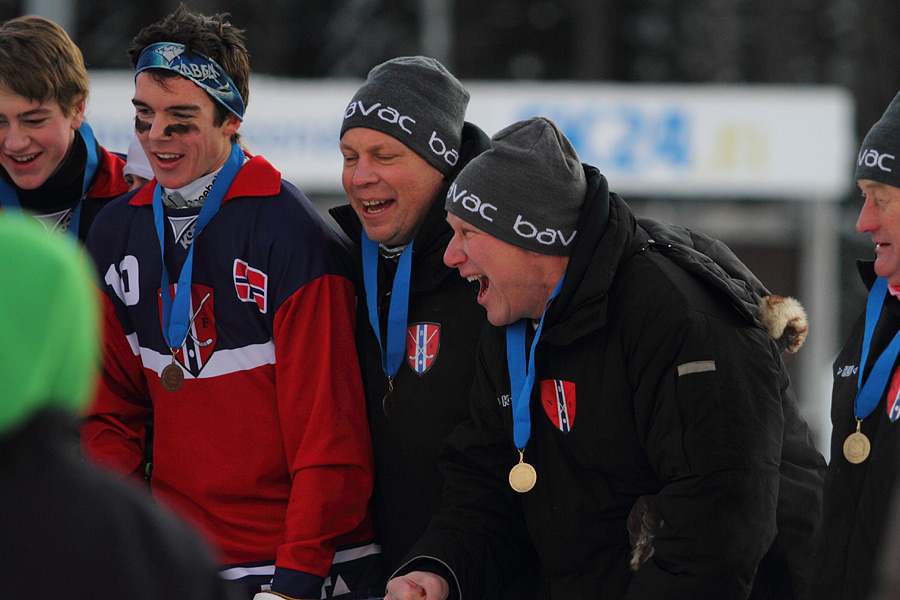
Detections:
88,71,855,199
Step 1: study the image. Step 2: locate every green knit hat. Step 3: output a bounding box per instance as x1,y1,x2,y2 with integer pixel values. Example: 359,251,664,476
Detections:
0,215,100,437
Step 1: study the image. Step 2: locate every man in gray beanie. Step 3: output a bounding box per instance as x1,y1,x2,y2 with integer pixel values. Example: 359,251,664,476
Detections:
328,57,540,598
813,89,900,600
386,116,825,600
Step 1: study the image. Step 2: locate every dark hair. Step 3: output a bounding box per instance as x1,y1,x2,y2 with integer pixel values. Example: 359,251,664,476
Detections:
128,4,249,140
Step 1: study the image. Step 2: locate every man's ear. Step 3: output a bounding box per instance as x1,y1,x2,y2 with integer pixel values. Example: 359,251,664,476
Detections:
223,113,241,137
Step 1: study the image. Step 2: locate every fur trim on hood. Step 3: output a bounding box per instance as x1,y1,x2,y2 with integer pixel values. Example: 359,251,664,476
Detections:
638,218,809,354
759,295,808,353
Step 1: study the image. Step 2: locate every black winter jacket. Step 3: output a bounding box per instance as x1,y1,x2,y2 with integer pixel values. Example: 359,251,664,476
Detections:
330,123,539,581
0,409,238,599
400,167,826,599
812,260,900,600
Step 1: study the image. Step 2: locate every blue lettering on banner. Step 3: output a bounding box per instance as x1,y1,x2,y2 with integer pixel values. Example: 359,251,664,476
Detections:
517,104,692,174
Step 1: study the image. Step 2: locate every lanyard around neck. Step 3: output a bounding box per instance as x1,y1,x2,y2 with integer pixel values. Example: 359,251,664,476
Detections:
506,276,565,450
362,233,414,379
154,142,243,350
856,276,900,420
0,122,99,238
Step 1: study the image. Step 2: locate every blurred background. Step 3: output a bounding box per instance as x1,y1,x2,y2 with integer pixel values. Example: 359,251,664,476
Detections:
7,0,900,454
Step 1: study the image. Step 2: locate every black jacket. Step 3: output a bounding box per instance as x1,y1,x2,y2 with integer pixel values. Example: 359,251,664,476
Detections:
400,167,826,599
813,260,900,600
329,122,525,574
0,409,238,600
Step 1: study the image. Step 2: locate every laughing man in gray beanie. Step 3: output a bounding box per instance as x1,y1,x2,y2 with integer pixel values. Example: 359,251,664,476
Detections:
328,58,540,599
386,116,825,600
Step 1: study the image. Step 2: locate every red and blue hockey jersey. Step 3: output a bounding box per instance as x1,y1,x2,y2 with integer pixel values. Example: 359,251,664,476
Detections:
81,155,377,599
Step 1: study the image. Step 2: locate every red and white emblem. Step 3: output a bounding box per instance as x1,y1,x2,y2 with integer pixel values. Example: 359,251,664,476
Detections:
887,365,900,422
407,322,440,375
541,379,576,432
234,259,268,314
158,283,217,377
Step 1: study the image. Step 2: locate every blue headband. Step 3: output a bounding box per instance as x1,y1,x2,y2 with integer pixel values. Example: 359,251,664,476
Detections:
135,42,245,121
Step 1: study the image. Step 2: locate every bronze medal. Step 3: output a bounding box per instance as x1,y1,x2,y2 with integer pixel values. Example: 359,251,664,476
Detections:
382,378,396,418
843,430,871,464
509,450,536,493
161,362,184,393
382,390,396,418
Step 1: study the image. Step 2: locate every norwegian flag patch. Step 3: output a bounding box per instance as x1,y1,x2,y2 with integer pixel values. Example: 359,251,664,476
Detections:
407,322,440,375
541,379,576,432
233,259,268,314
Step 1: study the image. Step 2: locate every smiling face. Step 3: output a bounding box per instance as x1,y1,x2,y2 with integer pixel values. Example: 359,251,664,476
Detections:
857,178,900,286
443,213,569,326
0,87,83,190
132,72,240,190
340,127,445,246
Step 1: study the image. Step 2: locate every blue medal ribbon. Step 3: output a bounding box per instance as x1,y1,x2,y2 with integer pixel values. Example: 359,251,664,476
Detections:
154,142,243,351
855,276,900,420
506,276,565,450
362,233,414,380
0,122,99,238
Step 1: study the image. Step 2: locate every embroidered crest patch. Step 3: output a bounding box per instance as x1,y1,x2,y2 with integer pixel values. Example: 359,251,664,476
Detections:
541,379,576,432
887,365,900,422
406,322,440,375
158,283,216,377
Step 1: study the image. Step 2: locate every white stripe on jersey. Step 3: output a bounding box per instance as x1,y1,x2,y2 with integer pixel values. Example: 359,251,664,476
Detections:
139,340,276,378
332,542,382,565
218,563,275,580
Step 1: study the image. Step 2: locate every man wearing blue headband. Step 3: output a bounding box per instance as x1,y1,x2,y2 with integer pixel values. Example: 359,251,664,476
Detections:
81,6,379,600
0,15,128,240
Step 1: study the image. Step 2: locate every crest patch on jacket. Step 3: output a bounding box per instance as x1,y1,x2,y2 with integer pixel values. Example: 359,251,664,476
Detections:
157,283,217,377
407,322,440,375
541,379,576,432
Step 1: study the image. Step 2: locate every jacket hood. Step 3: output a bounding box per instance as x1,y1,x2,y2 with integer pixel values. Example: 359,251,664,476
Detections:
638,219,808,353
0,216,100,438
543,166,634,345
543,166,808,352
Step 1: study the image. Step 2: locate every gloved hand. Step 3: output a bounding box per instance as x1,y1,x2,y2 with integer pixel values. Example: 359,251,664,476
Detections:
627,494,664,572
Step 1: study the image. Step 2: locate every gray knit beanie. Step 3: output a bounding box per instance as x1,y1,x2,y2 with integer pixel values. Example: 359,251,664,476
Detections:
857,90,900,187
445,117,586,256
340,56,469,176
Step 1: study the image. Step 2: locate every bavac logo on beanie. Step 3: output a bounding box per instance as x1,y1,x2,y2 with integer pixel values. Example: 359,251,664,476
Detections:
445,117,586,257
340,56,470,177
857,90,900,188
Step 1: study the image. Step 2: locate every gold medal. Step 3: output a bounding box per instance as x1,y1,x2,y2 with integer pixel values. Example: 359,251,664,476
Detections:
843,419,871,464
161,357,184,393
509,450,536,493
